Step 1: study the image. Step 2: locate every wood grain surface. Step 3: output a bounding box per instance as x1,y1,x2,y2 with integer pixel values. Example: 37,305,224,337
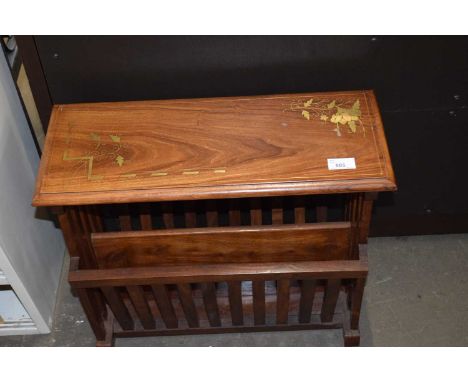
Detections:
33,90,395,206
91,222,352,268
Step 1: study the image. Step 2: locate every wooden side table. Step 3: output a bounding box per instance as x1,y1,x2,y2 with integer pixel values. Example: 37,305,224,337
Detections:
33,90,396,346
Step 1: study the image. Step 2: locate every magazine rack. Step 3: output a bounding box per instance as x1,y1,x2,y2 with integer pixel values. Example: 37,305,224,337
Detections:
33,90,396,346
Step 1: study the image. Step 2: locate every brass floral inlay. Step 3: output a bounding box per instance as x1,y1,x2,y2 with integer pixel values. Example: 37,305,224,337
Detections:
287,98,364,136
62,124,227,182
63,124,126,180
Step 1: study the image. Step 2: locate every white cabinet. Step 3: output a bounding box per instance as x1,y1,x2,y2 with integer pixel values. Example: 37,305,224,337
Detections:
0,50,65,335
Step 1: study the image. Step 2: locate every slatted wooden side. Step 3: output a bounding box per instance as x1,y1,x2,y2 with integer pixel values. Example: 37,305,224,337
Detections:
70,254,370,338
98,195,352,233
77,277,352,333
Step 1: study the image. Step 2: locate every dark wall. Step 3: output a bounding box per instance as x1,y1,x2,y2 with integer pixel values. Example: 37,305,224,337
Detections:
33,36,468,236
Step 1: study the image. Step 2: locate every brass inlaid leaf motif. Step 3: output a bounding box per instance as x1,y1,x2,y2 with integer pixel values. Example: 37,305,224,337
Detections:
90,133,100,142
303,98,314,108
63,125,228,181
116,155,124,167
287,97,363,136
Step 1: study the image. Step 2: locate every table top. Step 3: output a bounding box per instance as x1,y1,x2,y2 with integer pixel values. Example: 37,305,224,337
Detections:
33,90,396,206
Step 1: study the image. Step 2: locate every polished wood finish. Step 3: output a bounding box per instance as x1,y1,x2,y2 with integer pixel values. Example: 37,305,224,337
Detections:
92,223,352,268
33,90,395,206
37,90,395,346
69,257,368,287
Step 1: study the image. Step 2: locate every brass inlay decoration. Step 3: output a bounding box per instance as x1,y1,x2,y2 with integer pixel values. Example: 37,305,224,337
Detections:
62,125,126,180
151,172,168,177
62,124,228,182
116,155,125,167
287,98,363,137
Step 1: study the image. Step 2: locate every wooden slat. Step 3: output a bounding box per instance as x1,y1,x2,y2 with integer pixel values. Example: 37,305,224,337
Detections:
276,279,290,324
59,207,97,269
184,201,197,228
294,197,306,224
358,193,377,243
320,279,341,322
57,209,82,262
316,205,328,222
76,288,106,340
228,281,243,325
101,287,134,330
68,207,84,233
127,285,155,330
78,206,92,232
177,283,199,328
92,222,353,268
85,205,103,232
350,278,366,329
161,202,174,229
69,259,368,288
271,197,283,225
250,198,262,225
229,199,241,226
298,279,317,323
113,321,343,337
205,200,218,227
346,193,364,259
119,204,132,231
201,282,221,327
139,203,153,230
151,284,178,329
252,280,265,325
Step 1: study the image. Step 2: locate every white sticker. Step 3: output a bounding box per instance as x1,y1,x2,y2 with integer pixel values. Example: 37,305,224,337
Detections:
327,158,356,170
